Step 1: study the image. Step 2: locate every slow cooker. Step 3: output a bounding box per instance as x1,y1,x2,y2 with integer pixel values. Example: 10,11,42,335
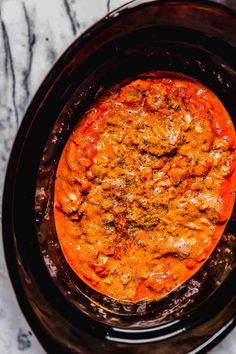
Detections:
2,1,236,353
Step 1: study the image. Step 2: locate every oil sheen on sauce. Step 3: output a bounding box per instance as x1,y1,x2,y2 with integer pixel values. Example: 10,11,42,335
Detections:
54,72,236,302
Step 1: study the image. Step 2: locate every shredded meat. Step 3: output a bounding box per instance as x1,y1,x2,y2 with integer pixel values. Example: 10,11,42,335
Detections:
54,72,236,302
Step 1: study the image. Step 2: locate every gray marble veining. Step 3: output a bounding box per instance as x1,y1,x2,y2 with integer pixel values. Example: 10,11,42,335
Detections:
0,0,235,353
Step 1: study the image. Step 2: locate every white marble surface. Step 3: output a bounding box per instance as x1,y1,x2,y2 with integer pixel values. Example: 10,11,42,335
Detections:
0,0,235,353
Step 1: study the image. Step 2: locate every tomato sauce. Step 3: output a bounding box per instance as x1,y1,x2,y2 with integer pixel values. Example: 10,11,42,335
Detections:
54,72,236,302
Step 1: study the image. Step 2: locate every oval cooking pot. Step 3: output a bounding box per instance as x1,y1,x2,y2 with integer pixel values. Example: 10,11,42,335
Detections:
2,1,236,353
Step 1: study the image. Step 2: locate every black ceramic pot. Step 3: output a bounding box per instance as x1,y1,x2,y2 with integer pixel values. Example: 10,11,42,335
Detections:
2,1,236,353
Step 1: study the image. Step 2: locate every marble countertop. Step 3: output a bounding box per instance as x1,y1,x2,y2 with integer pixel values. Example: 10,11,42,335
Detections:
0,0,235,353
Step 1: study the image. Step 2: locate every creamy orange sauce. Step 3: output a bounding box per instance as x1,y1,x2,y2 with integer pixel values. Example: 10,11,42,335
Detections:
54,73,236,302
